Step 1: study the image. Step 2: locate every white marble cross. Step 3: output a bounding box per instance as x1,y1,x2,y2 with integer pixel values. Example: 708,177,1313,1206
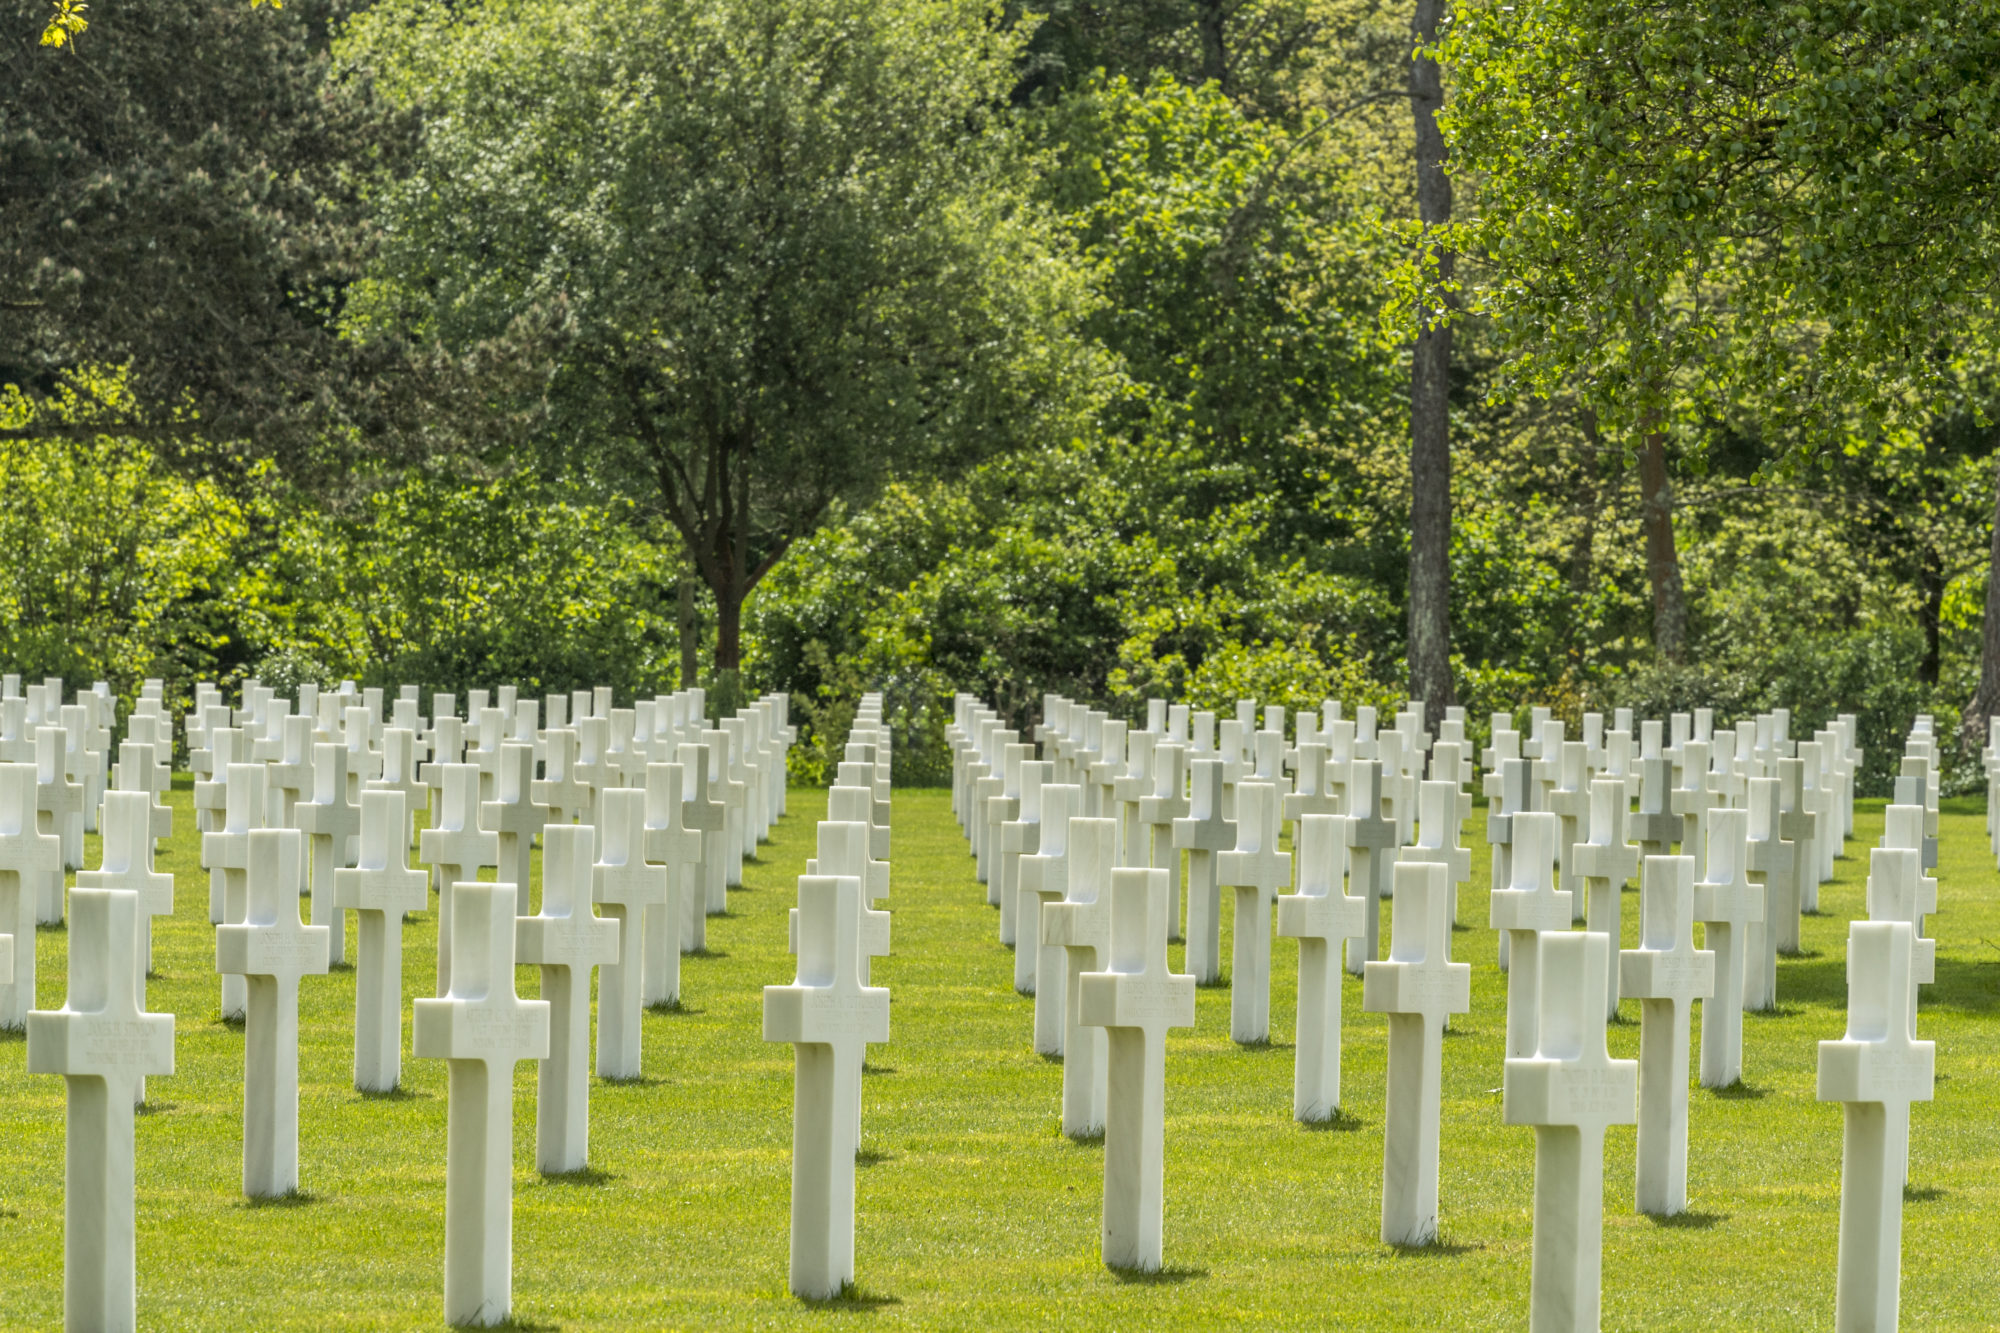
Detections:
201,762,268,1021
418,764,499,996
1572,777,1639,1019
25,886,175,1333
532,728,589,829
1278,814,1364,1122
1361,860,1471,1245
293,742,360,967
1619,854,1712,1217
77,789,174,1101
1216,780,1288,1043
1486,755,1534,969
678,741,729,936
365,726,429,848
986,741,1030,920
1136,741,1189,943
1694,808,1760,1089
1504,930,1637,1332
1345,760,1399,976
33,726,84,924
479,743,544,910
1865,847,1934,1039
467,706,507,803
1044,837,1120,1137
998,761,1049,942
592,788,666,1080
415,879,551,1326
1742,775,1791,1013
332,790,427,1092
1017,785,1082,1003
1171,759,1234,984
709,727,751,889
1490,812,1573,1060
216,828,330,1198
1112,730,1157,870
0,762,60,1028
641,761,702,1005
1398,778,1472,953
763,874,890,1300
801,819,891,985
516,825,618,1174
1671,738,1714,868
1547,741,1591,919
1817,920,1933,1333
1077,865,1195,1272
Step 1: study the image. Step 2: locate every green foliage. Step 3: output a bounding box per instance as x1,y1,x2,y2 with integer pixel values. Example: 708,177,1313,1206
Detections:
1432,0,2000,443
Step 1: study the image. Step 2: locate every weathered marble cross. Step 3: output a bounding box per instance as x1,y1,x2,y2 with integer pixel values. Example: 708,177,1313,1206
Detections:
479,742,544,911
201,762,268,1021
516,825,618,1174
26,886,175,1333
77,789,173,1000
763,874,890,1299
418,763,499,996
1216,780,1289,1044
1619,854,1712,1217
1017,784,1082,1006
1278,813,1363,1123
1344,759,1399,977
1078,865,1195,1273
1865,847,1934,1040
216,828,330,1198
1694,808,1761,1089
1817,920,1933,1333
1742,775,1792,1013
1362,860,1472,1246
1504,930,1637,1333
1171,759,1235,984
1490,812,1573,1060
678,741,729,936
641,761,702,1005
592,787,665,1080
1136,741,1189,943
293,742,360,967
1397,778,1472,956
998,760,1050,942
1572,777,1639,1020
1043,833,1120,1137
0,763,60,1028
415,879,551,1326
332,790,427,1092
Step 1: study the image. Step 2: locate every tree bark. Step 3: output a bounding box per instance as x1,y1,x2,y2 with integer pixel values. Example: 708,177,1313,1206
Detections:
1636,420,1687,663
1196,0,1229,91
1960,453,2000,755
1916,541,1944,686
714,591,743,673
677,575,701,688
1406,0,1454,731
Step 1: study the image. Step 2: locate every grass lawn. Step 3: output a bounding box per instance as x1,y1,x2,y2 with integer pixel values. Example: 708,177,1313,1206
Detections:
2,779,1997,1330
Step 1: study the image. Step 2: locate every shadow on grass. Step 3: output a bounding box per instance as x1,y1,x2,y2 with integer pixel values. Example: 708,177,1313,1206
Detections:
328,961,356,974
1646,1210,1727,1230
1300,1108,1366,1134
135,1101,177,1116
862,1062,896,1076
239,1189,318,1209
1236,1038,1292,1053
599,1073,662,1088
1905,1184,1947,1204
1746,1005,1804,1020
1778,948,1823,961
455,1315,559,1331
1062,1127,1105,1147
213,1012,246,1032
146,970,166,982
798,1281,900,1311
686,948,729,960
1442,1024,1479,1040
1707,1080,1770,1101
37,920,66,934
538,1166,616,1187
1195,973,1231,990
1108,1264,1207,1285
855,1149,894,1168
1388,1236,1482,1258
356,1085,428,1102
0,1027,22,1045
645,998,701,1016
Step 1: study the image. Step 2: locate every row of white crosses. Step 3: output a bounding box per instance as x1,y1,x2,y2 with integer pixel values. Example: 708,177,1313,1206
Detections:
15,670,795,1330
0,674,132,932
767,693,892,1299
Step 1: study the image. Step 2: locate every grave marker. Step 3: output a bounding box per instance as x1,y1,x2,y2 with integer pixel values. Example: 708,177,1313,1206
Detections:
1278,814,1364,1122
1619,855,1712,1216
1572,778,1639,1019
479,743,544,910
1044,837,1119,1137
293,742,360,968
1694,808,1760,1089
1362,861,1471,1245
332,791,428,1092
1078,866,1195,1273
1171,760,1234,984
216,829,330,1197
641,762,702,1005
517,825,619,1173
1490,813,1573,1060
593,788,666,1079
1216,781,1288,1043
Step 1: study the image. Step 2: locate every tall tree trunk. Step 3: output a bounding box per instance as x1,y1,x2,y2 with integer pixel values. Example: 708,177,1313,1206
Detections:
1196,0,1228,90
677,575,701,688
1961,454,2000,755
1406,0,1454,731
1916,541,1944,685
1636,420,1687,663
714,592,743,673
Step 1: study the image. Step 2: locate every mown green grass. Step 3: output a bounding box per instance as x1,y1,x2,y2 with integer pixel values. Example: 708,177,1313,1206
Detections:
2,780,1997,1330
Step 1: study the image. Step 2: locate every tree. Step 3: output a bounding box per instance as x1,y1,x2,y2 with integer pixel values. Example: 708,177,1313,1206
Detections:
1434,0,2000,671
5,0,400,465
1405,0,1453,725
342,0,1102,677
